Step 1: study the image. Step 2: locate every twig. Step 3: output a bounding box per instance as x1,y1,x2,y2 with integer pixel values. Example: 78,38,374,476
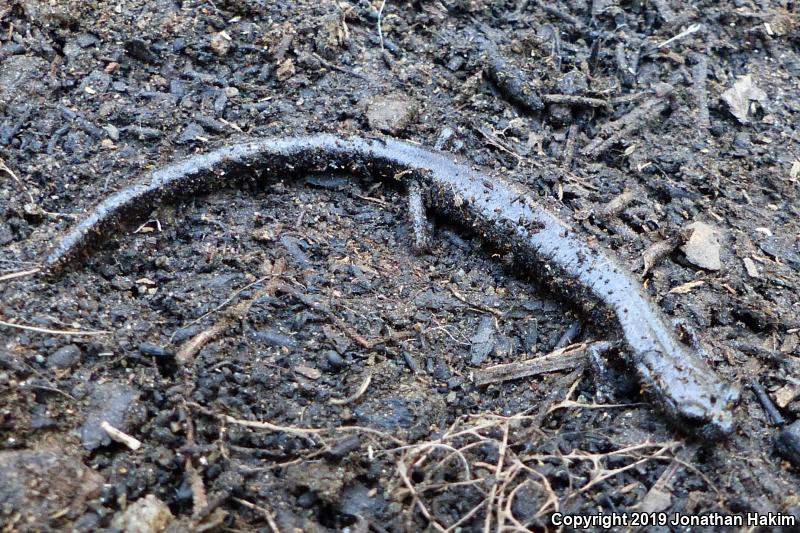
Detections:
176,262,285,364
668,279,705,294
355,193,390,207
473,125,523,162
484,421,510,533
0,268,40,283
188,402,404,444
637,459,679,512
233,498,282,533
751,379,786,426
0,318,107,336
546,398,639,416
449,285,503,317
582,97,669,158
181,403,208,519
477,37,544,113
100,421,142,450
541,94,610,108
473,342,589,385
408,180,431,255
534,0,583,30
657,23,702,49
0,158,35,204
329,372,372,405
27,383,77,401
396,460,447,532
554,320,583,349
181,275,270,330
562,123,580,169
600,190,636,218
187,459,207,518
311,52,371,82
377,0,387,50
575,442,677,494
640,235,681,277
277,282,375,349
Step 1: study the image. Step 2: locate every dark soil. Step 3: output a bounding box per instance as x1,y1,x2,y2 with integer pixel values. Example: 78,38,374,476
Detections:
1,0,799,531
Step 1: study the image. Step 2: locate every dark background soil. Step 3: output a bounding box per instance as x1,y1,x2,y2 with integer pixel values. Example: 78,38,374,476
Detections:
1,0,799,531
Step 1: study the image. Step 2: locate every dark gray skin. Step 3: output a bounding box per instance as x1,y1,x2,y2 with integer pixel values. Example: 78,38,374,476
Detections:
42,135,740,441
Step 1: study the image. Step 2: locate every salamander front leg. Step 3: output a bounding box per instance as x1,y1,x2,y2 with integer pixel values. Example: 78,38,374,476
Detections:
408,179,431,255
673,319,712,359
587,341,637,402
587,341,617,401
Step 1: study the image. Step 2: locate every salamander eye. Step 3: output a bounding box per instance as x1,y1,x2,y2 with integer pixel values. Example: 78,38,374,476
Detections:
680,412,709,432
678,403,711,431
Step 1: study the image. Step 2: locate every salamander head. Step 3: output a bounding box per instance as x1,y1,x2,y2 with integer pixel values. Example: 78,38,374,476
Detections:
670,384,740,441
638,348,741,441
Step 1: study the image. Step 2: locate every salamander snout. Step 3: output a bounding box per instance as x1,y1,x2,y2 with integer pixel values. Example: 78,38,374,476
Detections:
637,345,741,441
675,384,741,441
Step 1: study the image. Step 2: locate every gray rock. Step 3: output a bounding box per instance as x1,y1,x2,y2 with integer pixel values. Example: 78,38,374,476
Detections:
469,315,496,365
556,70,588,95
110,495,174,533
759,236,800,271
0,55,50,108
210,32,231,56
176,122,206,144
17,1,78,27
0,222,13,245
721,75,767,124
0,448,103,529
78,70,111,94
47,344,81,369
355,397,413,430
776,420,800,468
681,222,722,271
138,342,173,360
279,235,310,267
366,93,418,134
80,382,140,450
252,329,297,348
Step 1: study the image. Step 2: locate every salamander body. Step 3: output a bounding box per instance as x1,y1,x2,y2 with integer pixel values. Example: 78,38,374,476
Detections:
43,135,740,440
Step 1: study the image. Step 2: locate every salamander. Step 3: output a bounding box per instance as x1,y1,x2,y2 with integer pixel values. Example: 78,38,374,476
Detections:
41,134,740,440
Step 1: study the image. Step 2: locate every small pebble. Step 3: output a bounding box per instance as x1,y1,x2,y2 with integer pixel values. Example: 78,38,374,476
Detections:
297,491,319,508
210,31,231,56
111,494,174,533
47,344,81,369
743,257,760,278
177,122,207,144
138,343,173,360
326,351,344,370
776,420,800,468
276,58,295,81
294,365,321,380
366,93,418,134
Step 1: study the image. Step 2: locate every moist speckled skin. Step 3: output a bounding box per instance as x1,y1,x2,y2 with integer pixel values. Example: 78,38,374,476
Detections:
42,135,740,440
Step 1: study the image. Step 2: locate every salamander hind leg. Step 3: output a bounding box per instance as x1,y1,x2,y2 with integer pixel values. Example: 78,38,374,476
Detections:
673,318,712,359
407,179,432,255
587,341,638,402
